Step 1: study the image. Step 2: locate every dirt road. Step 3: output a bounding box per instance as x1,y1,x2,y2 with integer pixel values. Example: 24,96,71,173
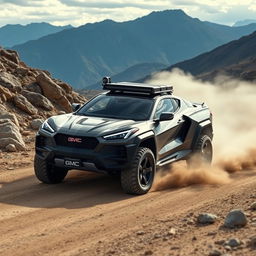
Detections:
1,167,256,256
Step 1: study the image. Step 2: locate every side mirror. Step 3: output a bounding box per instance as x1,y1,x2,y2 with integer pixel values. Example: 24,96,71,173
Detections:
159,112,174,121
72,103,81,112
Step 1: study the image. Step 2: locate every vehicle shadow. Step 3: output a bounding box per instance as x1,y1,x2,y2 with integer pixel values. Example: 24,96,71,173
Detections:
0,170,134,210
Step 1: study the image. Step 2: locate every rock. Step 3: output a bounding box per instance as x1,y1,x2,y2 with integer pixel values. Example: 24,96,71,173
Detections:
144,250,153,255
209,249,221,256
197,213,218,224
225,238,241,247
224,245,231,251
248,236,256,248
0,71,22,92
36,72,71,112
207,231,217,236
224,209,247,228
56,81,72,94
0,49,19,64
16,67,28,76
25,82,42,94
136,231,145,236
0,85,13,101
31,119,43,130
0,119,23,143
0,111,19,127
13,94,38,115
0,61,5,71
250,202,256,210
167,228,176,236
5,144,16,152
21,90,54,111
0,137,25,151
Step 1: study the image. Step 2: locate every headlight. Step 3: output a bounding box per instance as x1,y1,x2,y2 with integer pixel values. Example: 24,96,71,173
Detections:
103,128,139,140
42,120,55,133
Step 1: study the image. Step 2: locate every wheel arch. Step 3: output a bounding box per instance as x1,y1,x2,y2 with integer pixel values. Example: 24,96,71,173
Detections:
192,120,213,150
138,132,157,159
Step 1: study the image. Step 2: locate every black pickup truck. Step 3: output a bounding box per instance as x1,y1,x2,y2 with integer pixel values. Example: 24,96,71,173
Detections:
34,77,213,195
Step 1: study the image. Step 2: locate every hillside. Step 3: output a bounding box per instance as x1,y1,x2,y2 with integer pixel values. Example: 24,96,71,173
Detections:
12,10,256,89
0,47,85,152
0,22,72,47
166,31,256,81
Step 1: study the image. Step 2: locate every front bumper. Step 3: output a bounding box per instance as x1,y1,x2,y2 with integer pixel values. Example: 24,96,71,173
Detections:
35,130,139,174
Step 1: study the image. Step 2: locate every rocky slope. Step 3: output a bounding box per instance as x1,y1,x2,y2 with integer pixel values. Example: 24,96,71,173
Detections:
0,47,85,152
167,31,256,81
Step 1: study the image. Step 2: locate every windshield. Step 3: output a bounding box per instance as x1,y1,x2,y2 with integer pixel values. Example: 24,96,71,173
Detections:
77,95,154,121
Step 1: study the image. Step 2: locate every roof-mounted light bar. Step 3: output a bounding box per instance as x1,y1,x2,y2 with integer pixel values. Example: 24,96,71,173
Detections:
102,77,173,96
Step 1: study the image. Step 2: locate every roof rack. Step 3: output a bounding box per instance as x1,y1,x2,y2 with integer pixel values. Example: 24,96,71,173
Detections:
102,77,173,96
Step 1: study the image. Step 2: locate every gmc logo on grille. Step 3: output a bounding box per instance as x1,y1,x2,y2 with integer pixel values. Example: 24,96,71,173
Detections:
68,137,82,143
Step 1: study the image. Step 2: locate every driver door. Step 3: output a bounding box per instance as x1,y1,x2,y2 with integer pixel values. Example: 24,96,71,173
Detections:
154,98,184,160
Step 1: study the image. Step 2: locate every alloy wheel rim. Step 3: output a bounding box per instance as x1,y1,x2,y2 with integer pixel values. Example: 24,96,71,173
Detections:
201,140,212,161
138,155,154,188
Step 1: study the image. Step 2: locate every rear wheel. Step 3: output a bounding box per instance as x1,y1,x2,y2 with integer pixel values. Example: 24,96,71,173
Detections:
34,155,68,184
121,147,155,195
187,135,213,167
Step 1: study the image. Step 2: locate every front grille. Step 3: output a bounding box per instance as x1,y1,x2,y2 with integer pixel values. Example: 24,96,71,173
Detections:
54,134,99,150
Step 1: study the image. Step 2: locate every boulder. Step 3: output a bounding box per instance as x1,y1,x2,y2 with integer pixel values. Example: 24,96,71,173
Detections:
31,119,43,130
16,67,28,76
25,82,42,94
13,94,38,115
0,138,25,151
224,209,247,228
0,49,19,64
0,71,22,92
0,111,19,127
36,73,71,112
0,119,25,151
21,90,54,111
56,81,72,94
0,85,13,100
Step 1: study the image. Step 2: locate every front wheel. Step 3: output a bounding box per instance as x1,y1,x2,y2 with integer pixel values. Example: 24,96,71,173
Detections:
34,155,68,184
121,147,156,195
187,135,213,167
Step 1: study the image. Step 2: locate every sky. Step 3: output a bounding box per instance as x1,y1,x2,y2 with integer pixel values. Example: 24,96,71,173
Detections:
0,0,256,27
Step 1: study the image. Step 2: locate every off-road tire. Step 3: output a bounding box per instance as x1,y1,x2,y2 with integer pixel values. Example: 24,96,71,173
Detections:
121,147,155,195
34,155,68,184
187,134,213,167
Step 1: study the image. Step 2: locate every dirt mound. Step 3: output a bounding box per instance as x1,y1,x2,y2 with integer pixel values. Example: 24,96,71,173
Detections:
0,47,86,152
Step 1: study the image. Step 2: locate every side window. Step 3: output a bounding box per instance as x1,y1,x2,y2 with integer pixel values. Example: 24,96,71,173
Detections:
154,99,174,119
171,98,180,112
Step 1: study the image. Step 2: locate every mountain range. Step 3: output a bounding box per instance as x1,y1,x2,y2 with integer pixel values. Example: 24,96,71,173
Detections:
233,19,256,27
12,10,256,89
165,31,256,82
0,22,72,47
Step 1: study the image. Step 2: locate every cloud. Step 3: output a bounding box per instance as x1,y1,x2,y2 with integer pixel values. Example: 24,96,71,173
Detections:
59,0,166,9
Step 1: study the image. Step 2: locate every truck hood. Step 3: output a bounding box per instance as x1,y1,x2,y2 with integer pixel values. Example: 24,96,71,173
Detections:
48,113,139,136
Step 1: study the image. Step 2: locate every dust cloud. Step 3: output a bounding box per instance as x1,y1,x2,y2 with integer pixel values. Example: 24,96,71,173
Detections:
148,69,256,191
